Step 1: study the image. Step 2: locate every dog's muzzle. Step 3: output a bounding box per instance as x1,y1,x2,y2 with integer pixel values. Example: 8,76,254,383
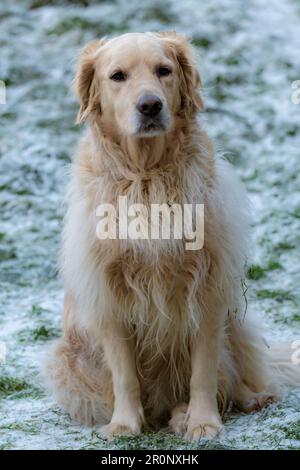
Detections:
135,94,167,135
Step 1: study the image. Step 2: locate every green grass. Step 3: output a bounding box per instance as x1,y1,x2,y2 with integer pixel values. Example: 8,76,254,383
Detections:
281,421,300,440
30,0,98,8
142,4,177,24
275,242,295,251
18,325,60,343
0,248,17,261
247,264,265,280
192,36,213,49
247,260,282,280
256,289,295,302
47,17,129,37
290,314,300,322
30,304,47,316
0,422,41,434
266,260,282,271
94,431,235,450
0,376,33,398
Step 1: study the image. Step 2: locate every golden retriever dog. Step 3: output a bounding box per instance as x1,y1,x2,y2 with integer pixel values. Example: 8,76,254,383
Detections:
45,32,299,441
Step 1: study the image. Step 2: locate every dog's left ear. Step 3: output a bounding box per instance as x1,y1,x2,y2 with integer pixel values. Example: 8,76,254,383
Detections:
73,39,106,124
158,32,205,116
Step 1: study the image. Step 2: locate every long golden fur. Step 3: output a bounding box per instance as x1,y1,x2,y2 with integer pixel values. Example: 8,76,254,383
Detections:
45,32,299,440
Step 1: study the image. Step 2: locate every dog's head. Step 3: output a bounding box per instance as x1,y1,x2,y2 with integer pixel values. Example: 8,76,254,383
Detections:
74,32,204,137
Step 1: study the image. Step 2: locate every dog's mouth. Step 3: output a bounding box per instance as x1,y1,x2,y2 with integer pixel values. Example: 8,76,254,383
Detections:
140,119,166,134
135,117,169,137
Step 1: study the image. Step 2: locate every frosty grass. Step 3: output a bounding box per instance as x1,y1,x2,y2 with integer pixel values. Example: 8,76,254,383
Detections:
0,0,300,450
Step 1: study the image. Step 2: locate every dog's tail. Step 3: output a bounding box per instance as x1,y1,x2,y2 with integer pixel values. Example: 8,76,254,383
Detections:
268,341,300,391
226,316,300,404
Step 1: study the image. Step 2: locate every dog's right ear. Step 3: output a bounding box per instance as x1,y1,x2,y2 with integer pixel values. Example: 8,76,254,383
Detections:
73,39,106,124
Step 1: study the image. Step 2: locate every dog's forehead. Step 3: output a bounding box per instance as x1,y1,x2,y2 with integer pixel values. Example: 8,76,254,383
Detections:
100,33,169,68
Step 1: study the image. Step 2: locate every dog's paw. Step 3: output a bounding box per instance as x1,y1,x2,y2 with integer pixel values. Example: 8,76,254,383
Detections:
99,422,142,440
184,408,223,441
169,403,188,435
185,421,223,441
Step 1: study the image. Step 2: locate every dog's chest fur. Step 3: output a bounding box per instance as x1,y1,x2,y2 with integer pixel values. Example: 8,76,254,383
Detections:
93,166,212,336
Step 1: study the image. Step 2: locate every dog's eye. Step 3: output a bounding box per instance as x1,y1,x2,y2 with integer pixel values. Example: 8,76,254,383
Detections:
110,70,127,82
157,66,172,77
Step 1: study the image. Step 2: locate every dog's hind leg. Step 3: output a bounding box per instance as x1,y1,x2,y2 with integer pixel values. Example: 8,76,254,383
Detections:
169,403,188,435
233,382,276,413
44,295,113,426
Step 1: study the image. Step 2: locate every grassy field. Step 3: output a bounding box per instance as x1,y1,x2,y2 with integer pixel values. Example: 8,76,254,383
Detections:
0,0,300,450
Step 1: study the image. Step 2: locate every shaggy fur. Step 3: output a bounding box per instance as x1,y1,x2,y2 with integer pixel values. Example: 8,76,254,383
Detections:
45,32,299,440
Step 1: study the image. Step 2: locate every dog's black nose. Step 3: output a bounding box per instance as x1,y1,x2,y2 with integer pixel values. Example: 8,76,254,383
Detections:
136,95,163,117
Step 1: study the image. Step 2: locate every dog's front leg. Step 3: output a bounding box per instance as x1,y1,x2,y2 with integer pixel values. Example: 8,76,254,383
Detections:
99,319,145,440
185,314,224,441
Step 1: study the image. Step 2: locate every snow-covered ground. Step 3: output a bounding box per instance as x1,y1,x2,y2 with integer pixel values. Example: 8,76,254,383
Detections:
0,0,300,450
